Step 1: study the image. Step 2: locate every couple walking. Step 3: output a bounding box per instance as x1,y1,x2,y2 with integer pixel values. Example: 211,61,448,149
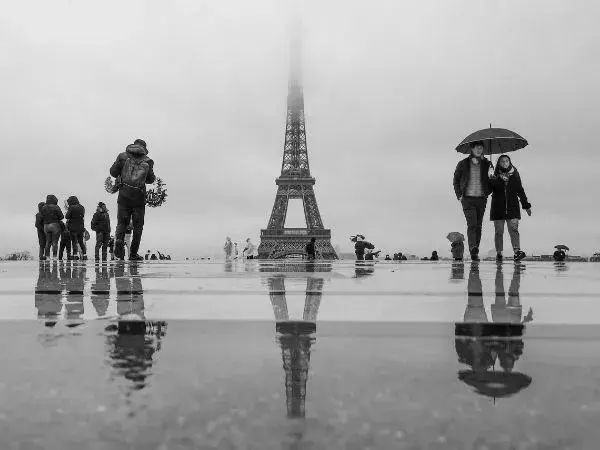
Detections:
453,141,532,262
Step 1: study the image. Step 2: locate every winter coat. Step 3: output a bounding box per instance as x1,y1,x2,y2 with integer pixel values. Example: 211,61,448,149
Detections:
355,241,375,255
65,196,86,232
489,168,531,221
35,202,45,229
110,144,156,208
453,157,492,200
40,195,64,225
305,241,316,256
451,241,465,258
91,211,111,233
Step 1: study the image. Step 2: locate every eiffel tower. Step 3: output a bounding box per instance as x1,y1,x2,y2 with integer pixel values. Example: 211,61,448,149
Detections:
257,34,337,260
265,268,327,418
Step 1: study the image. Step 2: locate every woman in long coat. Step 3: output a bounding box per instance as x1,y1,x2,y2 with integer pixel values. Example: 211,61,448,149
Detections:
489,155,532,262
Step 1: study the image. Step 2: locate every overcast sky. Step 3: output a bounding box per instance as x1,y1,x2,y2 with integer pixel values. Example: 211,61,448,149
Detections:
1,0,599,258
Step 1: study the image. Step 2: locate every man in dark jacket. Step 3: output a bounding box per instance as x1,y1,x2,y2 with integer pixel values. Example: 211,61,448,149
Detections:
110,139,156,261
66,196,87,260
354,238,375,260
91,202,111,261
453,141,492,261
35,202,46,260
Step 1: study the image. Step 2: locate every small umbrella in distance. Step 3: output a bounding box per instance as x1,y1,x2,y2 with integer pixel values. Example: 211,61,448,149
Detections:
554,245,570,251
447,232,465,243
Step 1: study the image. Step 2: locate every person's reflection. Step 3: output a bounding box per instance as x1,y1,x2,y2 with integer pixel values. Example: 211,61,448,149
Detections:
105,262,167,404
455,262,532,400
63,262,85,325
492,263,533,325
554,261,569,273
35,261,62,326
449,261,465,283
353,261,375,278
91,264,112,317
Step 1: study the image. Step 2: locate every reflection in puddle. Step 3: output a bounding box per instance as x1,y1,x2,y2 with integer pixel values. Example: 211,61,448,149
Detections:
455,262,533,401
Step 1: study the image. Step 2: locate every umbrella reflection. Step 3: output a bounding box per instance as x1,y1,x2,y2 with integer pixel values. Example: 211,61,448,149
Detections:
455,262,533,400
104,262,167,405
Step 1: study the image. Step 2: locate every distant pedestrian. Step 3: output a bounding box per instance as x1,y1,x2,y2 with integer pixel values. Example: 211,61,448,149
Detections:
354,236,374,261
224,237,233,261
110,138,156,261
40,195,64,259
553,249,566,262
66,196,87,260
384,254,391,261
244,238,256,259
35,202,46,260
364,249,381,261
430,251,439,261
58,220,72,260
453,141,492,261
489,154,531,262
233,243,239,260
451,241,465,261
91,202,111,261
305,237,317,260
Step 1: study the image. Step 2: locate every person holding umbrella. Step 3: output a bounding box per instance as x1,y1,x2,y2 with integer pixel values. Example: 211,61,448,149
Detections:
454,127,529,262
489,154,531,262
453,141,493,261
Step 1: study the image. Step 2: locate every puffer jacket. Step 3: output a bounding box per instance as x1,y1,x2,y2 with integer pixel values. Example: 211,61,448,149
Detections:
66,196,86,232
40,195,64,225
35,202,45,229
91,210,111,233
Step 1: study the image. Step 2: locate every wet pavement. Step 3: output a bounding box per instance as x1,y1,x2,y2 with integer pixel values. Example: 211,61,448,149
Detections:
1,259,600,449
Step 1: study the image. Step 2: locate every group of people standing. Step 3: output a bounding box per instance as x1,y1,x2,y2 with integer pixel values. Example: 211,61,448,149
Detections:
453,141,531,262
35,139,156,262
223,237,257,260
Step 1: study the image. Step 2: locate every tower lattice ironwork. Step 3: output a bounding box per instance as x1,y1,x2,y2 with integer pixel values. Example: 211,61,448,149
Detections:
257,36,337,260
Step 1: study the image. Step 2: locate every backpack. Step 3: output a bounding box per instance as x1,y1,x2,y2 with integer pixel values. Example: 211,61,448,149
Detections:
121,156,150,191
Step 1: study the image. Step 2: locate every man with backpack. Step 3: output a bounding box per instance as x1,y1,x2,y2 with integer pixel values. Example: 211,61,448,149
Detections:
110,139,156,261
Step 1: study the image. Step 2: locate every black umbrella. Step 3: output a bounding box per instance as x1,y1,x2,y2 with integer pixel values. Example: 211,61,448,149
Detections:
554,245,570,251
458,370,532,399
456,127,528,161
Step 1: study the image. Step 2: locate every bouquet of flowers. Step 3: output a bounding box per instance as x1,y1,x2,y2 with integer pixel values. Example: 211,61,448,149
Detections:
104,176,168,208
105,176,121,194
145,177,168,208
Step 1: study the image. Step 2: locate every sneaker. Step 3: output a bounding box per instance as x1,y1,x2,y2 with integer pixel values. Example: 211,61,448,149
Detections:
514,250,526,262
129,254,144,261
114,240,125,260
496,253,503,262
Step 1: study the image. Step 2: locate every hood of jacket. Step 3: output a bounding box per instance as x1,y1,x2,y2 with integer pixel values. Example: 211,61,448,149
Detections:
45,195,58,205
38,202,45,212
126,143,148,156
67,196,79,206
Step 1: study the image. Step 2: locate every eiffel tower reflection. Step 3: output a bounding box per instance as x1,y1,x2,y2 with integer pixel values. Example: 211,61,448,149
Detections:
261,261,331,420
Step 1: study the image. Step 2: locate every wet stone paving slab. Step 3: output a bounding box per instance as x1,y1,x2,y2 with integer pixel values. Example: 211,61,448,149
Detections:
0,259,600,449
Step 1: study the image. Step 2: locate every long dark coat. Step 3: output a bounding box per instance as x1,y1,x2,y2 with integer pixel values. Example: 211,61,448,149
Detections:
489,168,531,221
